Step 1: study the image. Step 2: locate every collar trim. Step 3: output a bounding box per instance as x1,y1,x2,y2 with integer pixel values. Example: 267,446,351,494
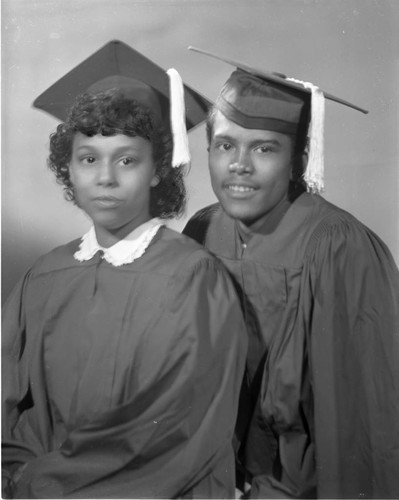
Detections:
74,218,165,267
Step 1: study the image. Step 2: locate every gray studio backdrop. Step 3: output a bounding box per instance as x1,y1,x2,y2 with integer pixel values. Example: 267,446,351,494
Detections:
2,0,399,302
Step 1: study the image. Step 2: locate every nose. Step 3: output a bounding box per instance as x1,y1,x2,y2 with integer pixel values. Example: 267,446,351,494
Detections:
97,161,117,186
228,148,253,175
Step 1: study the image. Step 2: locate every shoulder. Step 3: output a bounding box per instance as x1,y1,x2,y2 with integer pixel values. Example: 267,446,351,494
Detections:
153,229,241,317
294,192,356,226
303,194,368,238
299,194,394,262
182,203,223,244
149,225,227,277
3,238,83,307
188,203,222,222
307,193,360,225
28,238,83,276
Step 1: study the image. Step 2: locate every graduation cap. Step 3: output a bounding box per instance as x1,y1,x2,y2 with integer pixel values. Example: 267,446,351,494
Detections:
188,46,368,193
33,40,212,168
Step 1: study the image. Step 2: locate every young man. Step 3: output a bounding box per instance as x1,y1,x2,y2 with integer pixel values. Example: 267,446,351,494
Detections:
184,50,399,499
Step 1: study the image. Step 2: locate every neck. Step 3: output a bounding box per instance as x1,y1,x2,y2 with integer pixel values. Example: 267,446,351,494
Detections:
238,194,291,234
94,216,152,248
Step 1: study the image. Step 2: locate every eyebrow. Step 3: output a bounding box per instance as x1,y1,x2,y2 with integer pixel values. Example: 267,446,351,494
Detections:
73,145,141,153
213,134,283,148
251,139,282,147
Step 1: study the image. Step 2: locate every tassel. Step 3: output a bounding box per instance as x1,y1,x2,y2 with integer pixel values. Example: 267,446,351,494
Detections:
166,68,191,168
287,78,325,194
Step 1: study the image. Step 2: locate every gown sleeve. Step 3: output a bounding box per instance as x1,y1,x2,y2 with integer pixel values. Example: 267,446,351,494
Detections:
2,270,45,498
3,255,247,499
306,218,399,498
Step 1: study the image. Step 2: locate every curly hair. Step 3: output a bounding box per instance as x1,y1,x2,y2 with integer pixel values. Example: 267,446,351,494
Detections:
48,89,186,219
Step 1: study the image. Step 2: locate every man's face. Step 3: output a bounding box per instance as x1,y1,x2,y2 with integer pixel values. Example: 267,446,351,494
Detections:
208,110,294,230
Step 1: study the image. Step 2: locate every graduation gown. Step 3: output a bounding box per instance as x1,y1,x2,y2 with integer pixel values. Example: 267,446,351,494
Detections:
2,226,247,499
183,192,399,499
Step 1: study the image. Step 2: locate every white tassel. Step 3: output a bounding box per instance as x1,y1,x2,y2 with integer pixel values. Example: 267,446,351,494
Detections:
287,78,325,194
166,68,191,168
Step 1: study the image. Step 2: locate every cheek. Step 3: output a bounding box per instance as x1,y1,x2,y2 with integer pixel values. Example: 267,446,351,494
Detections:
68,165,85,187
262,159,292,183
276,163,292,183
208,153,224,180
124,171,154,197
268,169,292,200
208,165,222,193
68,169,91,201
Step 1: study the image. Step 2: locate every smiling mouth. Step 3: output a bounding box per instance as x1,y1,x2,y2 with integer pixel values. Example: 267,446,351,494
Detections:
225,184,257,193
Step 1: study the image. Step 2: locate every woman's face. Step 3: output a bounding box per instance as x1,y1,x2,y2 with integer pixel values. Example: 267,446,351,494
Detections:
69,133,159,247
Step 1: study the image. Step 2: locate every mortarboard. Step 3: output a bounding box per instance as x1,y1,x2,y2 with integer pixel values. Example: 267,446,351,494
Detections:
33,40,212,168
188,46,368,193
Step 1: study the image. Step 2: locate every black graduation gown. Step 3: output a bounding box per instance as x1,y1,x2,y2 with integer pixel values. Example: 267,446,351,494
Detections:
2,226,247,499
184,192,399,499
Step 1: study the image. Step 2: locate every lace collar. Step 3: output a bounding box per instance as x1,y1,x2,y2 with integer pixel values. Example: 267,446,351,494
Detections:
73,218,165,267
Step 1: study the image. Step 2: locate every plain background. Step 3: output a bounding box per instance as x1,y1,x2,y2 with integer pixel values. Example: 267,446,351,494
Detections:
2,0,398,303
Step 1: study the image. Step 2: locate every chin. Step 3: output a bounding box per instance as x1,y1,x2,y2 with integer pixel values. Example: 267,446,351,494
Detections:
218,201,255,224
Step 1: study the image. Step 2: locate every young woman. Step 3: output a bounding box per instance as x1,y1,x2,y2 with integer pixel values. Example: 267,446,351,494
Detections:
2,89,247,499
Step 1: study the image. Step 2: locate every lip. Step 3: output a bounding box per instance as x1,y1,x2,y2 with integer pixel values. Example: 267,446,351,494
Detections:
93,195,123,208
223,183,258,197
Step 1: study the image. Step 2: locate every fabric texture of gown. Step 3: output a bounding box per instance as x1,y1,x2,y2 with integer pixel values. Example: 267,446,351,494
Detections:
183,192,399,499
2,225,247,499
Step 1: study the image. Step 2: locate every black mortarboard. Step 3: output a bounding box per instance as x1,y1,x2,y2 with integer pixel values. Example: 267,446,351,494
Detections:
188,46,368,193
33,40,211,131
33,40,212,167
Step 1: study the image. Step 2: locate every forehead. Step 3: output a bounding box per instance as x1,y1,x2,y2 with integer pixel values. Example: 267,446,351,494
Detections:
211,110,293,146
72,132,152,151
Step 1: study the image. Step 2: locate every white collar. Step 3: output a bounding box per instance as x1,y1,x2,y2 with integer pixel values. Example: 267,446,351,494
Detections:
73,218,165,267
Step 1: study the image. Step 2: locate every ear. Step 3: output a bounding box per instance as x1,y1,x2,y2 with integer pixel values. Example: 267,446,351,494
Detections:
290,151,308,181
67,164,74,182
150,175,160,187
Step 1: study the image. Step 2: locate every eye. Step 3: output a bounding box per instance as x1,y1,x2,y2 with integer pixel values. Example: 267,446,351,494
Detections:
215,142,233,152
119,157,136,167
255,145,274,154
80,156,96,164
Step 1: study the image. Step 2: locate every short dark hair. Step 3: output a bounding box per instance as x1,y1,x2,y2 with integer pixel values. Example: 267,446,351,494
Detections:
48,89,186,219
